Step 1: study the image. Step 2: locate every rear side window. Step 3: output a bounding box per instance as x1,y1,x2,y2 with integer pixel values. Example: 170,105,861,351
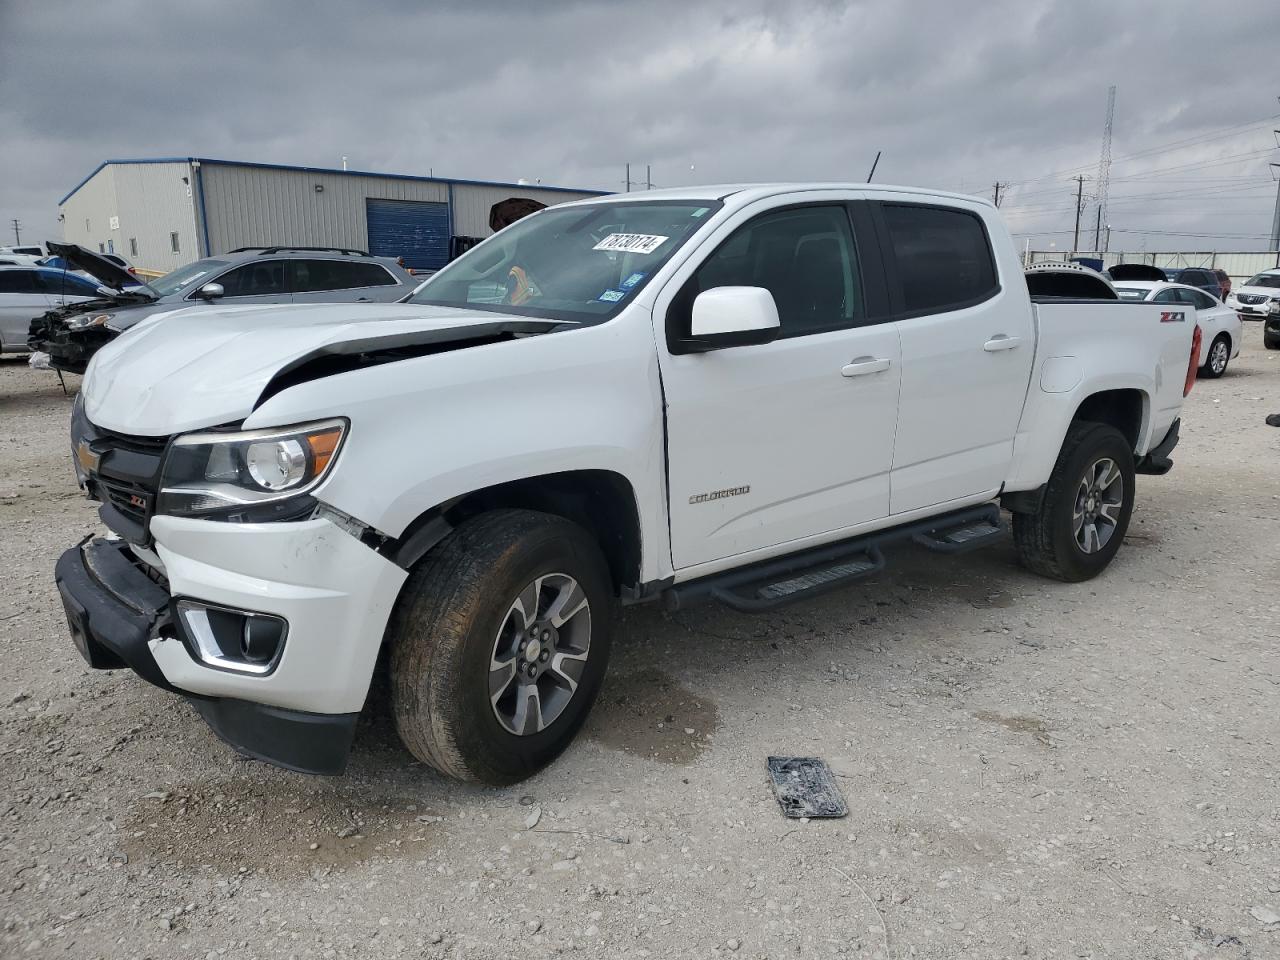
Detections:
1189,289,1217,309
214,261,287,297
881,204,998,314
670,205,863,343
37,271,100,296
291,259,396,292
0,270,40,294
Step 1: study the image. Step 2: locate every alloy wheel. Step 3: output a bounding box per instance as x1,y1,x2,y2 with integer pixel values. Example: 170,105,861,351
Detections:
489,573,591,736
1073,458,1123,554
1210,339,1228,375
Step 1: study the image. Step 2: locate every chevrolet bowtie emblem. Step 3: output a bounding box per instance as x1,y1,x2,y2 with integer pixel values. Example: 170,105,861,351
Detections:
76,440,101,474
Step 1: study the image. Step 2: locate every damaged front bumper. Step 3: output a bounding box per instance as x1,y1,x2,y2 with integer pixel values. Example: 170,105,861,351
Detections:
54,517,407,775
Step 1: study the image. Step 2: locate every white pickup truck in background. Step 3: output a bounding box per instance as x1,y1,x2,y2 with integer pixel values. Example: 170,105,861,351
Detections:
55,184,1199,784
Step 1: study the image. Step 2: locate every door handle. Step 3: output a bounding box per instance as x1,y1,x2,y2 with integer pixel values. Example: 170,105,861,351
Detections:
983,335,1022,352
841,357,892,377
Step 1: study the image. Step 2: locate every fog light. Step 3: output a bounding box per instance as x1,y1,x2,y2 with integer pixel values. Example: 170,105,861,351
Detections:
175,600,287,675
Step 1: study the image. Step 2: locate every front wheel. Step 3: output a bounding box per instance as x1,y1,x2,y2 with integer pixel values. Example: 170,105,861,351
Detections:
1013,422,1135,583
1199,334,1230,378
387,509,614,784
1265,332,1280,350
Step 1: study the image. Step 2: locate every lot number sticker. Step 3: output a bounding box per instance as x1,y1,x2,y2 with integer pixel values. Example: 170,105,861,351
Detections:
593,233,668,255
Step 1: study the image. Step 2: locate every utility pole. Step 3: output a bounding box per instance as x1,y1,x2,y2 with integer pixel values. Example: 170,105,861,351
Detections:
992,182,1005,207
1270,162,1280,254
10,219,19,245
1093,206,1102,253
1095,85,1116,252
644,165,654,190
1072,175,1086,254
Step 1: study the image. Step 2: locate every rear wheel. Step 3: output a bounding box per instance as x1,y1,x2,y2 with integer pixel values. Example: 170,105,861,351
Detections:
388,509,614,784
1200,334,1230,378
1013,422,1135,583
1265,332,1280,350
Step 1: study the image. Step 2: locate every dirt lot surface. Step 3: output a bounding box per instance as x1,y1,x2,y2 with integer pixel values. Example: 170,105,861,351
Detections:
2,328,1278,960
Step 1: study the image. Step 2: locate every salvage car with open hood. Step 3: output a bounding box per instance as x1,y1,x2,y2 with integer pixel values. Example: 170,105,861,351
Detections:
53,184,1198,783
28,242,417,374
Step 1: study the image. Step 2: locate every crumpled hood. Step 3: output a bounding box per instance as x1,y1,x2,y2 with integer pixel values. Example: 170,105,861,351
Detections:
82,302,547,435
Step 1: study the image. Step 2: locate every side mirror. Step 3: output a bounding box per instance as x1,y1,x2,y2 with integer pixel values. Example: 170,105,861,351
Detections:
686,286,781,352
197,282,224,300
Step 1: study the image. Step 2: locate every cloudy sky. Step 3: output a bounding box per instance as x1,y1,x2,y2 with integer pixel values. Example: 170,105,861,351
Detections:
1,0,1277,255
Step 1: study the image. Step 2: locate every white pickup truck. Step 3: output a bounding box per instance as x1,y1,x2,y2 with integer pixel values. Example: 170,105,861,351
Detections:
56,184,1199,784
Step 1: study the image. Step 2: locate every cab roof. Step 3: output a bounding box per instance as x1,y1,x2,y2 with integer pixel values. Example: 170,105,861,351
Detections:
559,182,993,208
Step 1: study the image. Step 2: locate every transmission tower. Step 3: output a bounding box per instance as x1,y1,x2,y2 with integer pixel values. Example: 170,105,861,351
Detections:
1094,85,1116,252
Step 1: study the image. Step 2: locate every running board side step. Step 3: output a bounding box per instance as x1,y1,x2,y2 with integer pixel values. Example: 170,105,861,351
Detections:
663,504,1003,613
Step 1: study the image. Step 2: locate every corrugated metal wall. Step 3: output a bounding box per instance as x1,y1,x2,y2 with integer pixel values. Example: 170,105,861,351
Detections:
1027,250,1280,282
451,183,599,237
59,166,117,253
112,163,200,272
59,162,199,273
200,165,450,255
199,163,603,255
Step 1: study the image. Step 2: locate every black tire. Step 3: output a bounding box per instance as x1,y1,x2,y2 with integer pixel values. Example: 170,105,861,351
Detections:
387,509,614,784
1265,333,1280,350
1013,422,1135,583
1199,334,1230,378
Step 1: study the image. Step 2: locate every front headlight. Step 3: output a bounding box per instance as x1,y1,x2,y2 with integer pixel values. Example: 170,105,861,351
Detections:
66,314,112,331
157,418,347,519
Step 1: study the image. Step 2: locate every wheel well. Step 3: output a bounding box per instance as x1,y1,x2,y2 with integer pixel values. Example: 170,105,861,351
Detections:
1072,389,1144,451
397,471,643,594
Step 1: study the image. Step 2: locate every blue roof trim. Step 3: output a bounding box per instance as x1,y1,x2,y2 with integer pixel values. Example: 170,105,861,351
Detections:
59,156,607,207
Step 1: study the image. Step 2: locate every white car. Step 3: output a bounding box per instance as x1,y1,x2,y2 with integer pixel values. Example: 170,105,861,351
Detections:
1112,280,1241,378
0,265,102,353
57,183,1198,783
1224,269,1280,328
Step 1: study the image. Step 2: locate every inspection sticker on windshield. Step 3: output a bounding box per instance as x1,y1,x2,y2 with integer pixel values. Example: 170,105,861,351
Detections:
621,272,646,289
597,288,627,303
593,233,668,255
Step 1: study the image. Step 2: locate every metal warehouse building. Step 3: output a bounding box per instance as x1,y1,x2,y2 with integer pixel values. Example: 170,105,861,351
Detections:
57,157,606,273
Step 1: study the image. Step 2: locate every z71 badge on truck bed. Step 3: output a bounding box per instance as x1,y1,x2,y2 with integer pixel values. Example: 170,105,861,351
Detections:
55,183,1198,783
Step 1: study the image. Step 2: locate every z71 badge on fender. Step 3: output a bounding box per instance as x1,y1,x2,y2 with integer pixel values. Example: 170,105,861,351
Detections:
689,485,750,505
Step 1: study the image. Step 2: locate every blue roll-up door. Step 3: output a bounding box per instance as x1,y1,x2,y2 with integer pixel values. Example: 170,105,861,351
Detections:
365,199,450,270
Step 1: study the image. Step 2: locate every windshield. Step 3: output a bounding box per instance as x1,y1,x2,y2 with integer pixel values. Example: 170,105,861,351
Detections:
1243,273,1280,289
409,201,721,322
148,259,229,297
1114,287,1149,300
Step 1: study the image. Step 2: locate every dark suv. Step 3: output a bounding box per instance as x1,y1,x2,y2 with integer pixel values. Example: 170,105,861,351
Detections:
29,244,419,374
1164,267,1225,300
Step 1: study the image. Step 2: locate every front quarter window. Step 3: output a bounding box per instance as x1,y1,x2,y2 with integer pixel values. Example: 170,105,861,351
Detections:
410,200,721,323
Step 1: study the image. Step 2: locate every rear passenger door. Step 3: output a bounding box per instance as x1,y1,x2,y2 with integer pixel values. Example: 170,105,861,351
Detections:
875,200,1035,515
288,259,403,303
0,270,56,350
657,199,902,570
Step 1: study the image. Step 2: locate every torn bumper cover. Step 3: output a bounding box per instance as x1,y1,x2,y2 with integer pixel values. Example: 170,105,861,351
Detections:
54,537,362,775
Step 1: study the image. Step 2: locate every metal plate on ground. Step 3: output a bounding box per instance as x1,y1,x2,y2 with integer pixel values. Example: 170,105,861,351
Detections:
766,756,847,818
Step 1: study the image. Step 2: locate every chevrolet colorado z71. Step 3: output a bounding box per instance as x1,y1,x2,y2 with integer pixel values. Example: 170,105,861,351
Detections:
55,184,1198,784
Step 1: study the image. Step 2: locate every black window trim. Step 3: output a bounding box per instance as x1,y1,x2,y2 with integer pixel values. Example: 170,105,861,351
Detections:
664,199,892,354
289,257,399,293
187,258,289,301
869,200,1003,321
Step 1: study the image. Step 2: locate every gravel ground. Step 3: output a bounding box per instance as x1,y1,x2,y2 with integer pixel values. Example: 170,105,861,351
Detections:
2,327,1278,960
